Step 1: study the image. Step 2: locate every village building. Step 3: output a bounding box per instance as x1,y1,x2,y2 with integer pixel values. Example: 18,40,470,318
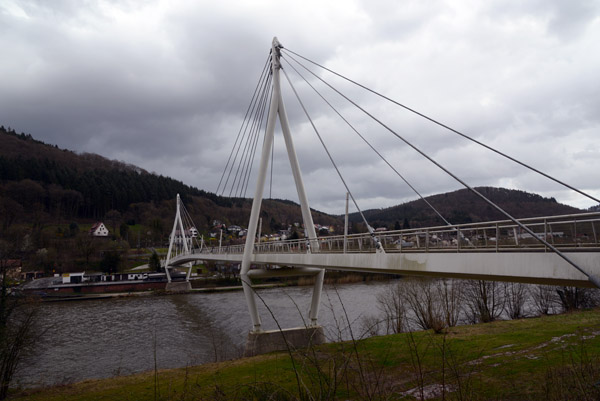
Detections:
227,225,242,233
20,271,44,280
89,222,109,237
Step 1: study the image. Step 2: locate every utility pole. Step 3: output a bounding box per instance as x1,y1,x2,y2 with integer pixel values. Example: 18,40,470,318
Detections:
344,192,349,253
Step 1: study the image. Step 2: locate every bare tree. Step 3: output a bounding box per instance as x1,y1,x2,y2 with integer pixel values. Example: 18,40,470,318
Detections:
556,286,600,312
463,280,505,323
402,278,446,333
531,285,557,315
104,209,121,238
359,315,381,338
75,232,97,266
0,233,39,399
504,282,528,319
377,278,461,334
437,279,463,327
376,282,406,334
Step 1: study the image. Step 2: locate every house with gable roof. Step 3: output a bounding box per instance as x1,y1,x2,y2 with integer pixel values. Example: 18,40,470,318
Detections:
89,222,109,237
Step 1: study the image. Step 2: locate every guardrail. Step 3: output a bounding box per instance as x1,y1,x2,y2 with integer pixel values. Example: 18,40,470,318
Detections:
193,212,600,256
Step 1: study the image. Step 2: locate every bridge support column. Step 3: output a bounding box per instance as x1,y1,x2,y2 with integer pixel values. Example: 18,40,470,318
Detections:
239,37,324,332
277,42,323,327
238,39,282,331
308,269,324,325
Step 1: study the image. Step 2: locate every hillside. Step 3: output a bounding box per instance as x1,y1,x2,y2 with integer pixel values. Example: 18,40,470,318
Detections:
1,125,587,235
1,125,588,236
0,125,339,234
349,186,582,230
0,125,226,219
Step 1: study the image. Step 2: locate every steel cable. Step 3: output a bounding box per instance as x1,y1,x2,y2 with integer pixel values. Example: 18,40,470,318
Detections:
280,67,377,240
229,70,272,197
281,49,599,286
245,83,273,199
217,54,270,194
240,75,273,198
282,56,452,227
283,48,600,206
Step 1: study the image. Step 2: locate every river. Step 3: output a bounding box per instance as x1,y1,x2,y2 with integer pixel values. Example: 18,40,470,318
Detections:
16,281,395,389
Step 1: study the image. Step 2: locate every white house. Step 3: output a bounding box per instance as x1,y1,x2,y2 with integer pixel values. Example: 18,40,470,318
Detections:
90,222,109,237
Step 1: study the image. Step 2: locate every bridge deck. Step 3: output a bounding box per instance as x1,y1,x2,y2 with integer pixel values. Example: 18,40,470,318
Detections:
170,212,600,287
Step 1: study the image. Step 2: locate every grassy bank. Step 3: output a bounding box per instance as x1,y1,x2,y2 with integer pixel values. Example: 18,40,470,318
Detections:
12,308,600,400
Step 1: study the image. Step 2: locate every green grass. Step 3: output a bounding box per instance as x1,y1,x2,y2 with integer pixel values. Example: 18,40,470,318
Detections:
11,309,600,400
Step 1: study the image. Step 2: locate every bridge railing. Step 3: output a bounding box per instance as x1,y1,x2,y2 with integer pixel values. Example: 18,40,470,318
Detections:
193,212,600,256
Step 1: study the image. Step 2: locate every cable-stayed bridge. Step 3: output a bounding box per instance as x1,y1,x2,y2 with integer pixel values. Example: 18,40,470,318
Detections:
168,207,600,288
164,38,600,342
171,211,600,289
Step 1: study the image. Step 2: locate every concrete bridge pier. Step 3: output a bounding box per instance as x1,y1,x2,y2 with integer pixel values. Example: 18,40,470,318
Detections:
165,281,192,292
243,267,327,356
244,325,326,357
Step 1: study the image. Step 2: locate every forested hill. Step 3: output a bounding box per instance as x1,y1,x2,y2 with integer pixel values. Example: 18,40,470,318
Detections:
0,125,225,218
0,125,339,233
351,186,583,230
0,125,586,237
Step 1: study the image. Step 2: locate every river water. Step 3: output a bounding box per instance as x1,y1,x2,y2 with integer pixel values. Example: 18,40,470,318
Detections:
16,281,395,388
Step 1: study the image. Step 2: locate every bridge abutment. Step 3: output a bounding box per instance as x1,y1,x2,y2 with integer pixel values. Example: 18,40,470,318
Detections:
165,281,192,292
243,326,326,357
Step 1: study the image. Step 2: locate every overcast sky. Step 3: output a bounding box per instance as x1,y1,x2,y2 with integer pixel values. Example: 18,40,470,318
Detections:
1,0,599,216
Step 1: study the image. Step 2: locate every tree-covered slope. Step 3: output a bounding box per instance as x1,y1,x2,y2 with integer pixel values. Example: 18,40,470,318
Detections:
351,186,582,229
0,125,339,232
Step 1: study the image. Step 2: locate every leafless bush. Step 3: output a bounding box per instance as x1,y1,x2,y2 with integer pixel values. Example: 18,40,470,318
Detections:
0,297,38,400
377,278,463,334
404,330,431,400
541,335,600,400
376,282,406,334
556,286,600,312
360,315,381,338
504,282,528,319
531,285,557,315
463,280,505,323
442,339,482,401
0,236,40,400
402,278,446,333
437,279,462,327
330,286,393,400
402,329,483,401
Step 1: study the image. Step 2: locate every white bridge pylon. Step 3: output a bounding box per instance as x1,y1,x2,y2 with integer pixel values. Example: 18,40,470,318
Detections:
239,37,325,332
164,194,198,283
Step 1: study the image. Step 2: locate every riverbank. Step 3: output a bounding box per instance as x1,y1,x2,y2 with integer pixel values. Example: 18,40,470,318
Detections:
38,283,287,302
29,270,398,302
11,307,600,400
